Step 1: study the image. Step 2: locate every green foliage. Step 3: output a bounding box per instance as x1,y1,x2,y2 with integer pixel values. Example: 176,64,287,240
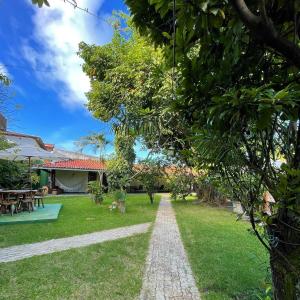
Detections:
114,131,136,166
168,168,193,201
0,136,12,151
78,4,300,294
113,190,126,202
0,73,10,86
257,284,273,300
87,180,104,204
31,0,49,8
75,132,109,160
125,0,300,219
125,2,300,295
78,16,165,125
78,13,183,153
0,160,30,189
31,173,40,186
193,172,229,206
106,156,132,192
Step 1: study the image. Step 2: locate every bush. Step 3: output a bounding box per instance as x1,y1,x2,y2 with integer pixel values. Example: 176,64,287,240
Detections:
0,160,31,189
107,190,126,213
87,181,104,204
168,172,193,201
193,174,229,206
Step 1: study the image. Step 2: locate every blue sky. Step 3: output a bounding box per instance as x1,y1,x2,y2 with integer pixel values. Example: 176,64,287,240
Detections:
0,0,147,158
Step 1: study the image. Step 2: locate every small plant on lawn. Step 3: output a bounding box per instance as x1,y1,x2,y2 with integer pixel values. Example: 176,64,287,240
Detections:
87,181,104,204
113,189,126,213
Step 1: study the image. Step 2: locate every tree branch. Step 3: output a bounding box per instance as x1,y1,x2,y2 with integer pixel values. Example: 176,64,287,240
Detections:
232,0,300,69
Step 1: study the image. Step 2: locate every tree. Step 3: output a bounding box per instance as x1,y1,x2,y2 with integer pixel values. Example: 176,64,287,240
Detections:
135,158,163,204
78,14,187,155
167,166,193,201
0,160,30,189
0,71,12,150
114,130,136,167
105,129,136,195
75,132,109,161
106,156,132,192
124,1,300,298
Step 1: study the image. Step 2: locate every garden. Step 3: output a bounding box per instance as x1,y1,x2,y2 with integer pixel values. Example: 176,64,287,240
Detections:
0,192,270,300
0,0,299,298
0,194,159,248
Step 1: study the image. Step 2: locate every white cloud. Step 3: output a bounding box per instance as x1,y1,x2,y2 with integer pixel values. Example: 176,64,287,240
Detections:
23,0,113,108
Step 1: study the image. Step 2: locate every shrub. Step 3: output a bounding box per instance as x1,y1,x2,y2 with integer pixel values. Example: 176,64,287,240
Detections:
87,181,104,204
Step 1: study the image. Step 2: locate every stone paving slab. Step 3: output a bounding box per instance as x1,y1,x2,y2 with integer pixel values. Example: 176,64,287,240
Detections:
0,222,151,263
140,195,201,300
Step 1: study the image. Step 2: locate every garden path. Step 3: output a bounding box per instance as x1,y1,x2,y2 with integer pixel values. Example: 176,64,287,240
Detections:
0,222,150,263
140,195,201,300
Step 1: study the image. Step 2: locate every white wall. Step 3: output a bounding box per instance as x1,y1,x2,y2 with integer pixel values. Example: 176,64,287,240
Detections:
55,170,88,193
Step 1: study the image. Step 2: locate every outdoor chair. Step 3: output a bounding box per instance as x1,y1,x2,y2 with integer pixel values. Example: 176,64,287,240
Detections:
21,192,35,213
0,193,19,216
34,186,48,208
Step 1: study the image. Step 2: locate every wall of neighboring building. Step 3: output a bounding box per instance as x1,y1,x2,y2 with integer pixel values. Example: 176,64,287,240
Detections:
39,170,49,187
55,170,89,193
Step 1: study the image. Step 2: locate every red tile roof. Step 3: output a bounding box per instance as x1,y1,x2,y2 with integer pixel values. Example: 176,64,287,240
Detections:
41,159,106,170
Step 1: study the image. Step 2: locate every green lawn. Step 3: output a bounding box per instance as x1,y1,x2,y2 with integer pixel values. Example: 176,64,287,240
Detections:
0,193,159,248
173,200,270,300
0,232,150,300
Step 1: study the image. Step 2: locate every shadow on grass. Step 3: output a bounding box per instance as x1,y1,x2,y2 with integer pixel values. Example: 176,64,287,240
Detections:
172,199,270,300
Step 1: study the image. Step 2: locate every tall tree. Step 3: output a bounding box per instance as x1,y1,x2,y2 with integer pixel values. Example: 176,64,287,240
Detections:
78,14,187,155
75,132,109,161
125,1,300,298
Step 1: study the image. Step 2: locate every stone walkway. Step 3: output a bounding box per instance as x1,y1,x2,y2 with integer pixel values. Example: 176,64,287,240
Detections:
140,195,201,300
0,222,151,263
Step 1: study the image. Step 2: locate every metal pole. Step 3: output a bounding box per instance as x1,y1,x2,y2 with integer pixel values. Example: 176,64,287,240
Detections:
28,156,32,190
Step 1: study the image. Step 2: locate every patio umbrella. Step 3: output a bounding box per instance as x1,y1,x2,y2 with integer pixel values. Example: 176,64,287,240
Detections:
0,135,65,189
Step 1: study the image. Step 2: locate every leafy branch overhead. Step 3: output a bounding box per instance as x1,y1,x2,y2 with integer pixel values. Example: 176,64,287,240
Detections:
124,1,300,298
31,0,50,8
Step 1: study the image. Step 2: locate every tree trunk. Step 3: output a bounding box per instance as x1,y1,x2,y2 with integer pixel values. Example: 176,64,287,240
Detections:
148,193,154,204
268,209,300,299
270,251,300,300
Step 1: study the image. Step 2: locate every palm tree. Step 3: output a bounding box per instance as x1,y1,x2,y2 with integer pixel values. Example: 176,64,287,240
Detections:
75,133,109,162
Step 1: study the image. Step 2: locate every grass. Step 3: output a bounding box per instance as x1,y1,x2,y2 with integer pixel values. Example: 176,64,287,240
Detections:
173,199,270,300
0,193,159,248
0,232,150,300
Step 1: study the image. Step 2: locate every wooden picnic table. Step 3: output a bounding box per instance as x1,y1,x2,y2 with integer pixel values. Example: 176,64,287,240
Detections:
0,189,37,193
0,189,38,215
